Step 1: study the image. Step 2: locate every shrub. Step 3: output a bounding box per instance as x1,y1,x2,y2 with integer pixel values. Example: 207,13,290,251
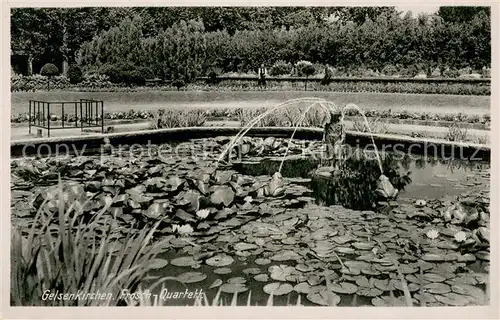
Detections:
296,60,316,77
381,65,398,77
67,65,83,84
269,60,293,76
442,68,460,78
99,64,123,83
40,63,59,77
172,79,185,90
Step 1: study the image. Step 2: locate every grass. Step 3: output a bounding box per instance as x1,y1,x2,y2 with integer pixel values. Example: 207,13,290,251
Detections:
11,91,490,117
10,176,172,306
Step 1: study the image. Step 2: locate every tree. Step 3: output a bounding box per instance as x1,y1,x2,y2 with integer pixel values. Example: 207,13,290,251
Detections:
11,8,53,75
40,63,59,90
438,6,490,23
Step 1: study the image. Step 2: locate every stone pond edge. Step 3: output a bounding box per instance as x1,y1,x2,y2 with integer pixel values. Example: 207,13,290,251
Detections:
10,126,490,160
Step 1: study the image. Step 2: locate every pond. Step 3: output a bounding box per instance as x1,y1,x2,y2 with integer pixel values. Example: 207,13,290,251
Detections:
10,136,490,307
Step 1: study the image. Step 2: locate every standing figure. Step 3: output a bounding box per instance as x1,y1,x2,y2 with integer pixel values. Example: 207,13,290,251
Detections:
258,64,267,88
323,111,345,167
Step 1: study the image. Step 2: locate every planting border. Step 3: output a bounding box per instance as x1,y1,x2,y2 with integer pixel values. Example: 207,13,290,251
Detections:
11,127,490,161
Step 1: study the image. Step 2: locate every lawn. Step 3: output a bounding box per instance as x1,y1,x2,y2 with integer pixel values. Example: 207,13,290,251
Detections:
11,91,490,116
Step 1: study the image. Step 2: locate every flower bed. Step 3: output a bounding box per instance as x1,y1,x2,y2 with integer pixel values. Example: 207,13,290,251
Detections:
10,107,491,126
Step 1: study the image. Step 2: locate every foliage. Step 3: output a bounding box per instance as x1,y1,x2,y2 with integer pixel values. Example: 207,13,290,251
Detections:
40,63,59,77
311,153,412,210
12,7,491,76
445,125,469,142
10,179,170,306
67,65,83,84
11,74,69,92
269,60,293,76
149,109,207,129
295,60,316,77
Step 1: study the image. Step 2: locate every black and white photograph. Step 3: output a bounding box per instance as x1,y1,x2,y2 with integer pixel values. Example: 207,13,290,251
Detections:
2,2,498,318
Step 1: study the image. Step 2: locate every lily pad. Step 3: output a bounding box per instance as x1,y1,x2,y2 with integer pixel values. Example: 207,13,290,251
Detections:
434,293,470,306
424,282,451,294
177,272,207,284
270,250,301,262
451,284,486,302
263,283,294,296
254,274,269,282
357,287,383,297
234,242,258,251
209,279,223,289
269,265,298,282
170,256,200,267
294,282,312,294
149,259,169,270
422,253,446,262
206,254,234,267
352,242,375,250
227,277,246,284
330,282,358,295
242,268,261,275
213,267,232,275
306,289,341,306
423,273,447,283
372,296,408,307
211,186,235,207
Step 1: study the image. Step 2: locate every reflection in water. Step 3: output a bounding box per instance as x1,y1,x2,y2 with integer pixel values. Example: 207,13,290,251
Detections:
233,150,490,201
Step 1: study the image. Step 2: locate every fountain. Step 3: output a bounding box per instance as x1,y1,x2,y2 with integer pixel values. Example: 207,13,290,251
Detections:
215,98,398,205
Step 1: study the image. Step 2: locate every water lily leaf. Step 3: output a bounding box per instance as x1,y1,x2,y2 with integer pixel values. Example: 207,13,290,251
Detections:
210,186,235,207
372,296,408,307
269,265,298,282
170,256,200,267
214,171,233,184
254,258,271,266
270,250,301,262
306,289,341,306
423,273,447,283
254,274,269,282
228,277,246,284
451,284,486,302
220,283,248,294
166,176,184,192
206,254,234,267
145,203,167,219
422,253,446,262
330,282,358,294
475,251,489,261
434,293,470,306
373,278,391,291
209,279,223,289
294,282,312,294
424,283,451,294
264,283,293,296
177,190,201,213
242,268,261,275
213,267,232,275
458,253,476,262
149,259,169,270
234,242,258,251
177,272,207,284
357,287,383,297
352,242,375,250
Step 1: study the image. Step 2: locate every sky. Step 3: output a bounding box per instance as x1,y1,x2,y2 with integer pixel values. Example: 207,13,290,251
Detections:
395,5,440,15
